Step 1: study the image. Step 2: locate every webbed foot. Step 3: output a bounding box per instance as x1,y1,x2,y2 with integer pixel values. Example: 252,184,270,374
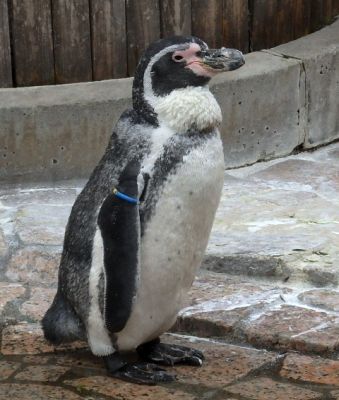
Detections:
103,353,175,385
137,340,204,367
112,362,175,385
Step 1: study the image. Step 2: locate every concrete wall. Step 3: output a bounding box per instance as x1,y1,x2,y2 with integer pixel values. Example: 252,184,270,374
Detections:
0,19,338,183
272,19,339,148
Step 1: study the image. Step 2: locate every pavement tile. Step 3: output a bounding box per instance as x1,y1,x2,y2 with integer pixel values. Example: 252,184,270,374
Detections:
21,355,50,364
0,282,25,313
226,377,322,400
0,383,83,400
1,187,78,208
0,361,21,381
248,158,339,191
64,375,195,399
241,305,336,353
291,324,339,354
15,204,69,246
304,266,339,287
280,353,339,386
164,334,277,388
175,306,256,337
1,323,55,355
6,248,60,286
206,144,339,284
186,272,267,303
53,351,106,370
14,365,69,382
20,287,56,321
332,390,339,399
1,323,87,355
0,229,7,258
175,271,290,338
298,289,339,312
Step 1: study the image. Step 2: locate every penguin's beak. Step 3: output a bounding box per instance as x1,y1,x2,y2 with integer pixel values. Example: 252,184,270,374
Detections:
201,48,245,72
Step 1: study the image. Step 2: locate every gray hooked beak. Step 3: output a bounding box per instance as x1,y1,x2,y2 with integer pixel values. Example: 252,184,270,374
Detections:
201,47,245,72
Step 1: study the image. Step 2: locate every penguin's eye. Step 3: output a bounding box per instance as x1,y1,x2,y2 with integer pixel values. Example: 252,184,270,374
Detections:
172,54,184,62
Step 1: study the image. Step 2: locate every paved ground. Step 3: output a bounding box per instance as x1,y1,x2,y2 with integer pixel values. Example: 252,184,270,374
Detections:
0,142,338,399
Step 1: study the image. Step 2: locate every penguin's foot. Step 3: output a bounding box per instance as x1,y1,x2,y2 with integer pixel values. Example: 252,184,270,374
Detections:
112,362,176,385
104,354,175,385
137,340,204,367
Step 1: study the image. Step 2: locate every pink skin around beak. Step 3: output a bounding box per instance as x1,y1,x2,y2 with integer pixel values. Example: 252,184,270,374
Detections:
172,43,218,78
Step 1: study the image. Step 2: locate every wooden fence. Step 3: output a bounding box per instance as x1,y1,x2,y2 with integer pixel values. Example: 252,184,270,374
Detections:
0,0,338,88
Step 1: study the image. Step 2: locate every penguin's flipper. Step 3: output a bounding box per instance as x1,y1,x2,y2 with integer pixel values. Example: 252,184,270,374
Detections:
98,160,141,333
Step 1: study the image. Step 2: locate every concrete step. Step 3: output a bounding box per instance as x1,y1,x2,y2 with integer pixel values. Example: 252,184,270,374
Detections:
205,142,339,287
174,270,339,358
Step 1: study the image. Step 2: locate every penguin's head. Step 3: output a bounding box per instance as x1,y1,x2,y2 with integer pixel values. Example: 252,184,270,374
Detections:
133,36,245,128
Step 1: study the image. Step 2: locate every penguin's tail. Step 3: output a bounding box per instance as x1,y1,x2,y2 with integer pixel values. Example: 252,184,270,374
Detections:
42,291,85,344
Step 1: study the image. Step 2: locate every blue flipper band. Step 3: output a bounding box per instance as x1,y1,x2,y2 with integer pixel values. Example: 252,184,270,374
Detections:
112,188,139,205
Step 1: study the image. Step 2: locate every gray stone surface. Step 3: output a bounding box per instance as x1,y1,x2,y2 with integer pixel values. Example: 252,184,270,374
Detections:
0,229,7,259
272,18,339,147
206,142,339,285
6,247,60,286
15,204,70,246
175,270,339,356
298,289,339,312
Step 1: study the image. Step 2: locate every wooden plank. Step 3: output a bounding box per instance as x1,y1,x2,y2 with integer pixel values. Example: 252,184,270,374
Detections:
222,0,249,53
191,0,223,48
249,0,274,51
52,0,92,84
320,0,335,23
310,0,324,31
126,0,161,76
310,0,336,32
292,0,311,40
90,0,127,80
160,0,191,37
250,0,295,51
0,0,12,87
333,0,339,16
10,0,54,86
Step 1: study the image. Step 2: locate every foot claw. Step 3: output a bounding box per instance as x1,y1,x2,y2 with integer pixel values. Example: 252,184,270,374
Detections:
137,342,204,367
184,355,203,366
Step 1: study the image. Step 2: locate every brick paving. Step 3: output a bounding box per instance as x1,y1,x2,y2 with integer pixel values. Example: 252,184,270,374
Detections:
0,143,338,398
0,334,338,399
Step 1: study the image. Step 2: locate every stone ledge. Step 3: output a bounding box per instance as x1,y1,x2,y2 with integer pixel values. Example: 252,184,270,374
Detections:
173,271,339,357
0,19,338,183
271,17,339,148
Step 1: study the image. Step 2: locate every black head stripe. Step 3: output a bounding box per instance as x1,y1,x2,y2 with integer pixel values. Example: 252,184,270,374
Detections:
132,36,209,124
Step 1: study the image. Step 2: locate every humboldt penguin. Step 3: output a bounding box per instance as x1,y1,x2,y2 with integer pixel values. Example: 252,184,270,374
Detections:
42,36,245,384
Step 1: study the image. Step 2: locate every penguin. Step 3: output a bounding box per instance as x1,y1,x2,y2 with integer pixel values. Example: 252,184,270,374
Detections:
42,36,245,385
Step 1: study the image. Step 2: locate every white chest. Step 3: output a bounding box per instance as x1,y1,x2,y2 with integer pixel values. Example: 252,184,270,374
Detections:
116,133,225,351
151,86,222,133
